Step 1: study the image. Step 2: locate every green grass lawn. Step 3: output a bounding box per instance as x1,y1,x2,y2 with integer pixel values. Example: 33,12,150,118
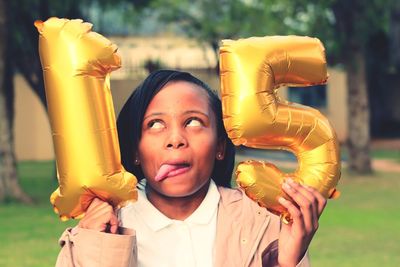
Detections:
0,161,75,267
309,169,400,266
0,161,399,266
371,149,400,162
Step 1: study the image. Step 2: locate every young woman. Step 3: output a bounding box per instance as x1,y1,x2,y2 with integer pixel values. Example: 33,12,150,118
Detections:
56,70,326,267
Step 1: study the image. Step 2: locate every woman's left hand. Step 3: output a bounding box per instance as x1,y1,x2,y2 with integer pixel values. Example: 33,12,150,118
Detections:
277,178,327,267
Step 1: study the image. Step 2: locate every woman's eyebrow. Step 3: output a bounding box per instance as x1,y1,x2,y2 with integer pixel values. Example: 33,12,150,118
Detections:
143,112,164,121
183,110,209,117
143,110,209,121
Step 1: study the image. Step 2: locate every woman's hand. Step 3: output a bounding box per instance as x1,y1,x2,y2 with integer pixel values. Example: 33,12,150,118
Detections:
277,178,327,267
78,198,119,234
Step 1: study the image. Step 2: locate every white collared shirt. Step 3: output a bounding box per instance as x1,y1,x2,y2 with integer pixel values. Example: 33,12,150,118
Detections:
119,180,220,267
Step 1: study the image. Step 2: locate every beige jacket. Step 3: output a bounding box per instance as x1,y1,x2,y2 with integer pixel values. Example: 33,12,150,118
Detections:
56,187,310,267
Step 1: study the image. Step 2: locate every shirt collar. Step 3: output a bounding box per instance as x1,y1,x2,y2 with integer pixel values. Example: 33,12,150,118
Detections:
135,179,220,232
135,180,172,232
185,180,220,225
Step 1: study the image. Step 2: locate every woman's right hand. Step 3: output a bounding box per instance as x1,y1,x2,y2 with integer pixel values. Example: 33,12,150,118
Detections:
78,198,119,234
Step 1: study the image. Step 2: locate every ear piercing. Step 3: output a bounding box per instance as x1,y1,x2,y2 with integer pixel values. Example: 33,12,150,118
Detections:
134,158,140,165
217,153,223,160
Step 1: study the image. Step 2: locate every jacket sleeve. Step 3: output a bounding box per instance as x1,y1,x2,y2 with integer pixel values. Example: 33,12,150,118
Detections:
296,252,311,267
261,239,311,267
55,227,137,267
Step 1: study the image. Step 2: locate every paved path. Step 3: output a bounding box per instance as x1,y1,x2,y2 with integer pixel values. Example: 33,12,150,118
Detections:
371,159,400,172
371,139,400,150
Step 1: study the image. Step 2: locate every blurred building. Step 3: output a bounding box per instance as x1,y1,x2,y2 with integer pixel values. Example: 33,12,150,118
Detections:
110,36,217,78
15,35,348,161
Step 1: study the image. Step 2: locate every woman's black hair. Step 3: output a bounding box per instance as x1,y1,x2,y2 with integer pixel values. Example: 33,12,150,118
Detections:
117,70,235,188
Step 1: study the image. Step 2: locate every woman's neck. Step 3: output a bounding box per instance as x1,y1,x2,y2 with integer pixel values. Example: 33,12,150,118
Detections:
145,181,210,220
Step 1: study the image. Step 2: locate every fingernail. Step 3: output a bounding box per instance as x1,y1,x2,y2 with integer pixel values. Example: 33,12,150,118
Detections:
278,197,286,204
287,178,295,184
282,183,291,190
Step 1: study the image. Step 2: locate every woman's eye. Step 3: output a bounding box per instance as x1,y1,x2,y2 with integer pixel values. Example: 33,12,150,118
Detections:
148,120,164,129
186,118,202,127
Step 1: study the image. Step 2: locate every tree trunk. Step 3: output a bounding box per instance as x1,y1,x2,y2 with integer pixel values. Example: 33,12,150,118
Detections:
0,0,32,203
345,50,372,174
390,1,400,71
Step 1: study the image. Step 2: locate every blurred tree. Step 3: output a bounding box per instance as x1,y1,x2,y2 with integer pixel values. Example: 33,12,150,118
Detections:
0,0,87,203
331,1,373,174
153,0,290,69
154,0,398,174
389,0,400,71
0,0,32,202
0,0,151,203
279,0,396,173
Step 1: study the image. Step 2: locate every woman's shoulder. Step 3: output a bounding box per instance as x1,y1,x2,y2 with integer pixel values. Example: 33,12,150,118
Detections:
216,186,258,208
216,186,279,221
216,186,281,242
216,186,243,200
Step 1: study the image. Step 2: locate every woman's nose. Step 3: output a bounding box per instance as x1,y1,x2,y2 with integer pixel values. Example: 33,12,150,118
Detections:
165,129,188,149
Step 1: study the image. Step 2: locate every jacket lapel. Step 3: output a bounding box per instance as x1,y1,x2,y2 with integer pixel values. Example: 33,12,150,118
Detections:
215,187,271,267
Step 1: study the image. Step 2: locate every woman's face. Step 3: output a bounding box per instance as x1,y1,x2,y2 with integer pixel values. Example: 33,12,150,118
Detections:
138,81,224,197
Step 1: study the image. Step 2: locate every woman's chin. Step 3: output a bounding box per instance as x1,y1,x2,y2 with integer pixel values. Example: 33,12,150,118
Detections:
157,185,201,198
154,180,210,199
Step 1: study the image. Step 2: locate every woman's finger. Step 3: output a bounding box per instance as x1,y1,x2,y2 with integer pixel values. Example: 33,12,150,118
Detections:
109,213,119,234
86,198,111,215
79,198,117,232
303,185,327,217
282,180,315,232
278,196,305,235
287,180,319,226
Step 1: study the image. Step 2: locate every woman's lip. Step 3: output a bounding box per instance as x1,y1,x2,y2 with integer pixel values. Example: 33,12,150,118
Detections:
163,159,190,165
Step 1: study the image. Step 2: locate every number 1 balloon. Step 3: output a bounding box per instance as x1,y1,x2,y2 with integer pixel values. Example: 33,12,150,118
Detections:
220,36,341,222
35,18,137,221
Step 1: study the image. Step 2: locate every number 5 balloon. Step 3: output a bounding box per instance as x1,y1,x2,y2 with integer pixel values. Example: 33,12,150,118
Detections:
35,18,137,221
220,36,341,221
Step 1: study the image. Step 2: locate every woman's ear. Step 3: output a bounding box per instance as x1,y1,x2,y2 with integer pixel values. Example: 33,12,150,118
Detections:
216,139,226,160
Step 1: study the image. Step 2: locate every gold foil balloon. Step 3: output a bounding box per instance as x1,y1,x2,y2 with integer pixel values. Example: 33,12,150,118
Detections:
220,36,341,221
35,18,137,221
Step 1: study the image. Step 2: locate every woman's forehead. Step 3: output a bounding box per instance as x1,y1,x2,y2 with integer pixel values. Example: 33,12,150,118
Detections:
147,81,211,112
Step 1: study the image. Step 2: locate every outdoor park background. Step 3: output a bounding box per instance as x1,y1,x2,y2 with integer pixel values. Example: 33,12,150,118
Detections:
1,0,400,266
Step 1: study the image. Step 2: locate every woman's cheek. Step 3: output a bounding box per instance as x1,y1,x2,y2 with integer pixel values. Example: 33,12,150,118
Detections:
138,142,158,177
198,138,218,163
141,160,156,180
